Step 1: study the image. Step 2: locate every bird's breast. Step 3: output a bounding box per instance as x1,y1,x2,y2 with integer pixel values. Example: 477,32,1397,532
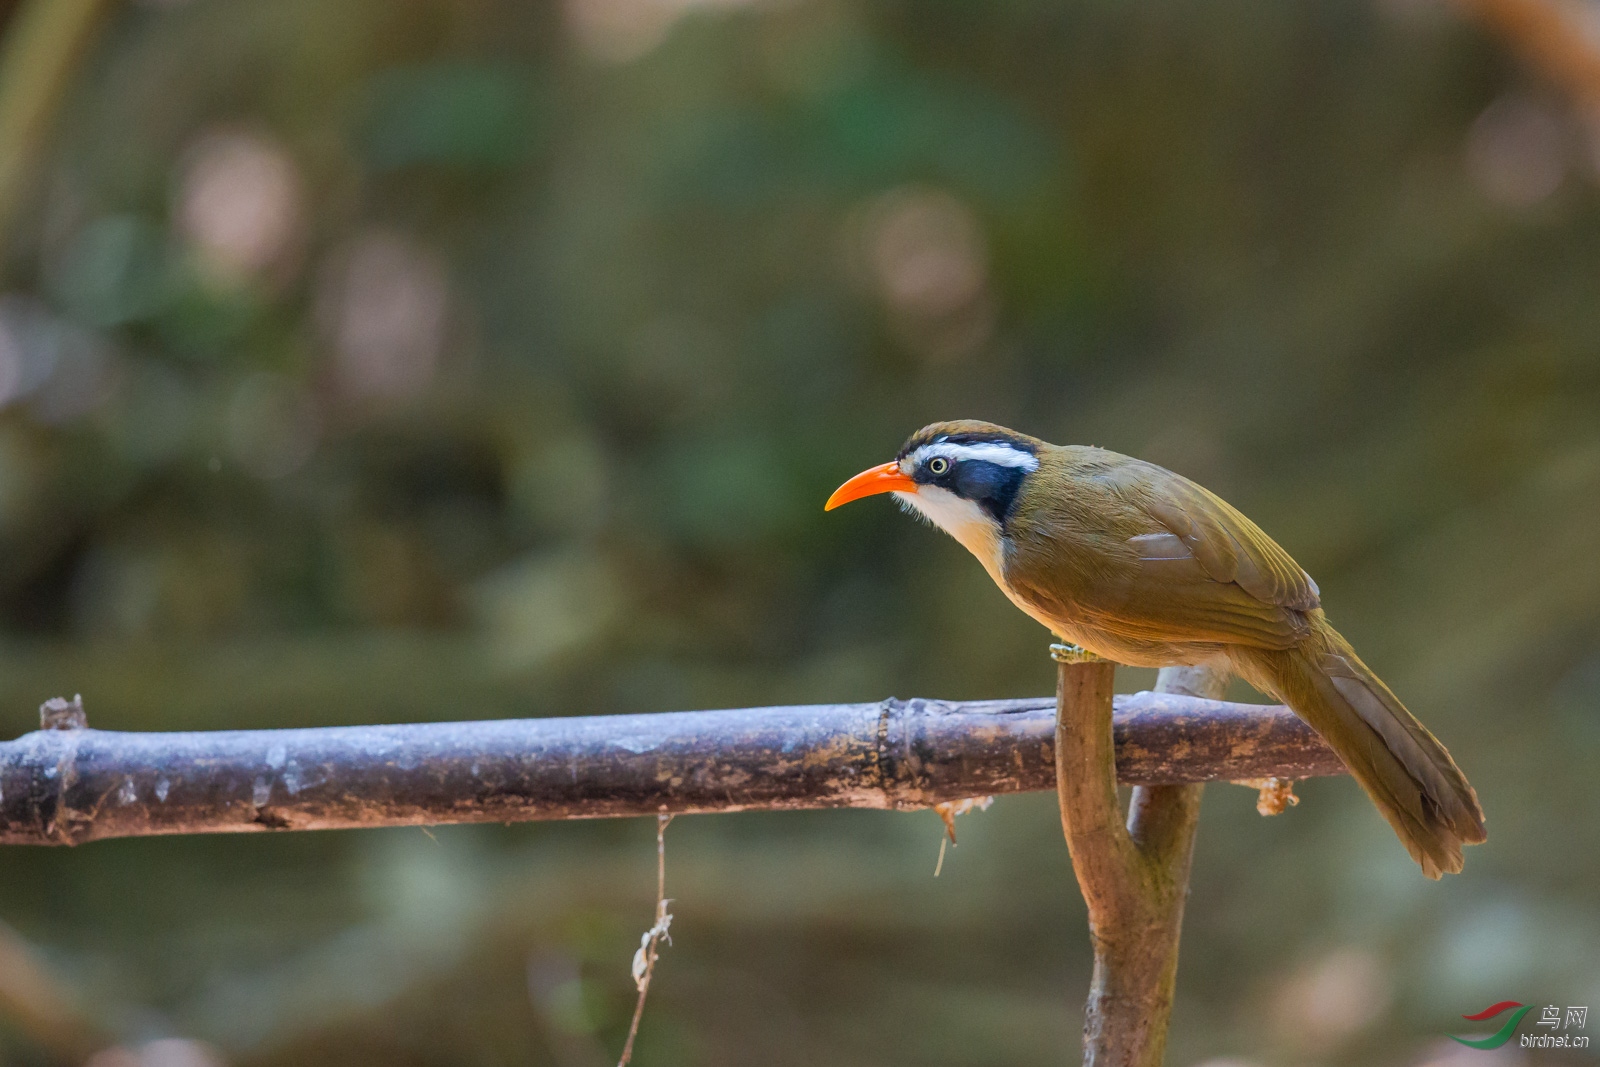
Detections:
897,483,1148,650
894,487,1004,569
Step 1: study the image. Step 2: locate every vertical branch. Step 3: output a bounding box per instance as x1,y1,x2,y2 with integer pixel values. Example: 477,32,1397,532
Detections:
1054,648,1228,1067
1053,647,1135,922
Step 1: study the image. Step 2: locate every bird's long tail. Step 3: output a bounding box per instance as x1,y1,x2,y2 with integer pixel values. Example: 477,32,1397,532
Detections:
1229,618,1486,878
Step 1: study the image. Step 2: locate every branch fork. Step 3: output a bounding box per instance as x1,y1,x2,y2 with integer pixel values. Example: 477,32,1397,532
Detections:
1053,649,1230,1067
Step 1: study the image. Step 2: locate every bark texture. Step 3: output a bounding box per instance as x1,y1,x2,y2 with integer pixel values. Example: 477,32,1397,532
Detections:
1056,656,1230,1067
0,691,1342,846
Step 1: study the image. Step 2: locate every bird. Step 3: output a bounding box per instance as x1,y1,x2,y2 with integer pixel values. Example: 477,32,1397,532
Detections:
825,420,1485,878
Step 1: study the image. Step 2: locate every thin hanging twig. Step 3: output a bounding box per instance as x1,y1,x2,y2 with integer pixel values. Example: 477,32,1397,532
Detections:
617,812,673,1067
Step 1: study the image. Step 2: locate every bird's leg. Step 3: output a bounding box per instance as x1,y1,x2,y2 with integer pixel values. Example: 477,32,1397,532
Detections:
1054,648,1226,1067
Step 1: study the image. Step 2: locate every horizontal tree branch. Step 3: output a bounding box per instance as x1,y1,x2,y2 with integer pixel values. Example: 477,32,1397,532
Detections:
0,693,1345,846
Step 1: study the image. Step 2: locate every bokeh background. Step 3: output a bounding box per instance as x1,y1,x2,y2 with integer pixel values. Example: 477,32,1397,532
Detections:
0,0,1595,1063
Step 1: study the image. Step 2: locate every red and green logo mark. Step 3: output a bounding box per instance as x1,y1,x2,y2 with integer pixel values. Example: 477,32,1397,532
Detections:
1453,1001,1591,1050
1450,1002,1534,1049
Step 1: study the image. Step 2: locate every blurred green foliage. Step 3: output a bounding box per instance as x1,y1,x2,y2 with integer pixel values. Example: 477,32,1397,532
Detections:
0,0,1596,1063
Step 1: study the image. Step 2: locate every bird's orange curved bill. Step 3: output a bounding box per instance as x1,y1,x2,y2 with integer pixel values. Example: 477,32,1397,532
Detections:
825,461,916,511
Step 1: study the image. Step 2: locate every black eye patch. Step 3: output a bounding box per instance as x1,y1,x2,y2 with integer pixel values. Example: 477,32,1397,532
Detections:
950,460,1026,524
952,460,1003,496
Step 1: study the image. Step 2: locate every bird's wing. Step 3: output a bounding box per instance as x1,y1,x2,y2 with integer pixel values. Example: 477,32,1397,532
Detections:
1005,458,1320,651
1130,464,1320,613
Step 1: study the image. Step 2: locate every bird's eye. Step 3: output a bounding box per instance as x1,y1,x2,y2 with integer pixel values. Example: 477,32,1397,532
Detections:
927,457,950,475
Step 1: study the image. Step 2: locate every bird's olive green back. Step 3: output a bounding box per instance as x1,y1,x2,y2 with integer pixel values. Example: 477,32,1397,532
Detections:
1001,444,1321,653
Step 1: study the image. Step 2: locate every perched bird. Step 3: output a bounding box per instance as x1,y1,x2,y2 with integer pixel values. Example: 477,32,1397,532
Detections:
826,420,1485,878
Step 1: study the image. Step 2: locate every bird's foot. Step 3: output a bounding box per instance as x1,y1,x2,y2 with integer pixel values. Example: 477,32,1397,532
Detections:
1049,643,1105,663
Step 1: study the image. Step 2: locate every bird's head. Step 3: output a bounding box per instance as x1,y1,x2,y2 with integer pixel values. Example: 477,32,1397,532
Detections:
825,421,1043,545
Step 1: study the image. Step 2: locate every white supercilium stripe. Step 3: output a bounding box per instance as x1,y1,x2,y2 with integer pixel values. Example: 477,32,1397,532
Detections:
906,441,1039,471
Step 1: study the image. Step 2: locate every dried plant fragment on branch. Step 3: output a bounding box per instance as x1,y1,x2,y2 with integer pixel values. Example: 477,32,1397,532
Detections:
1234,776,1301,816
932,795,993,876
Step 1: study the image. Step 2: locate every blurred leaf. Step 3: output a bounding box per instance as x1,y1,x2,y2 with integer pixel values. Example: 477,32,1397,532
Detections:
354,62,541,171
811,65,1059,199
48,215,181,328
